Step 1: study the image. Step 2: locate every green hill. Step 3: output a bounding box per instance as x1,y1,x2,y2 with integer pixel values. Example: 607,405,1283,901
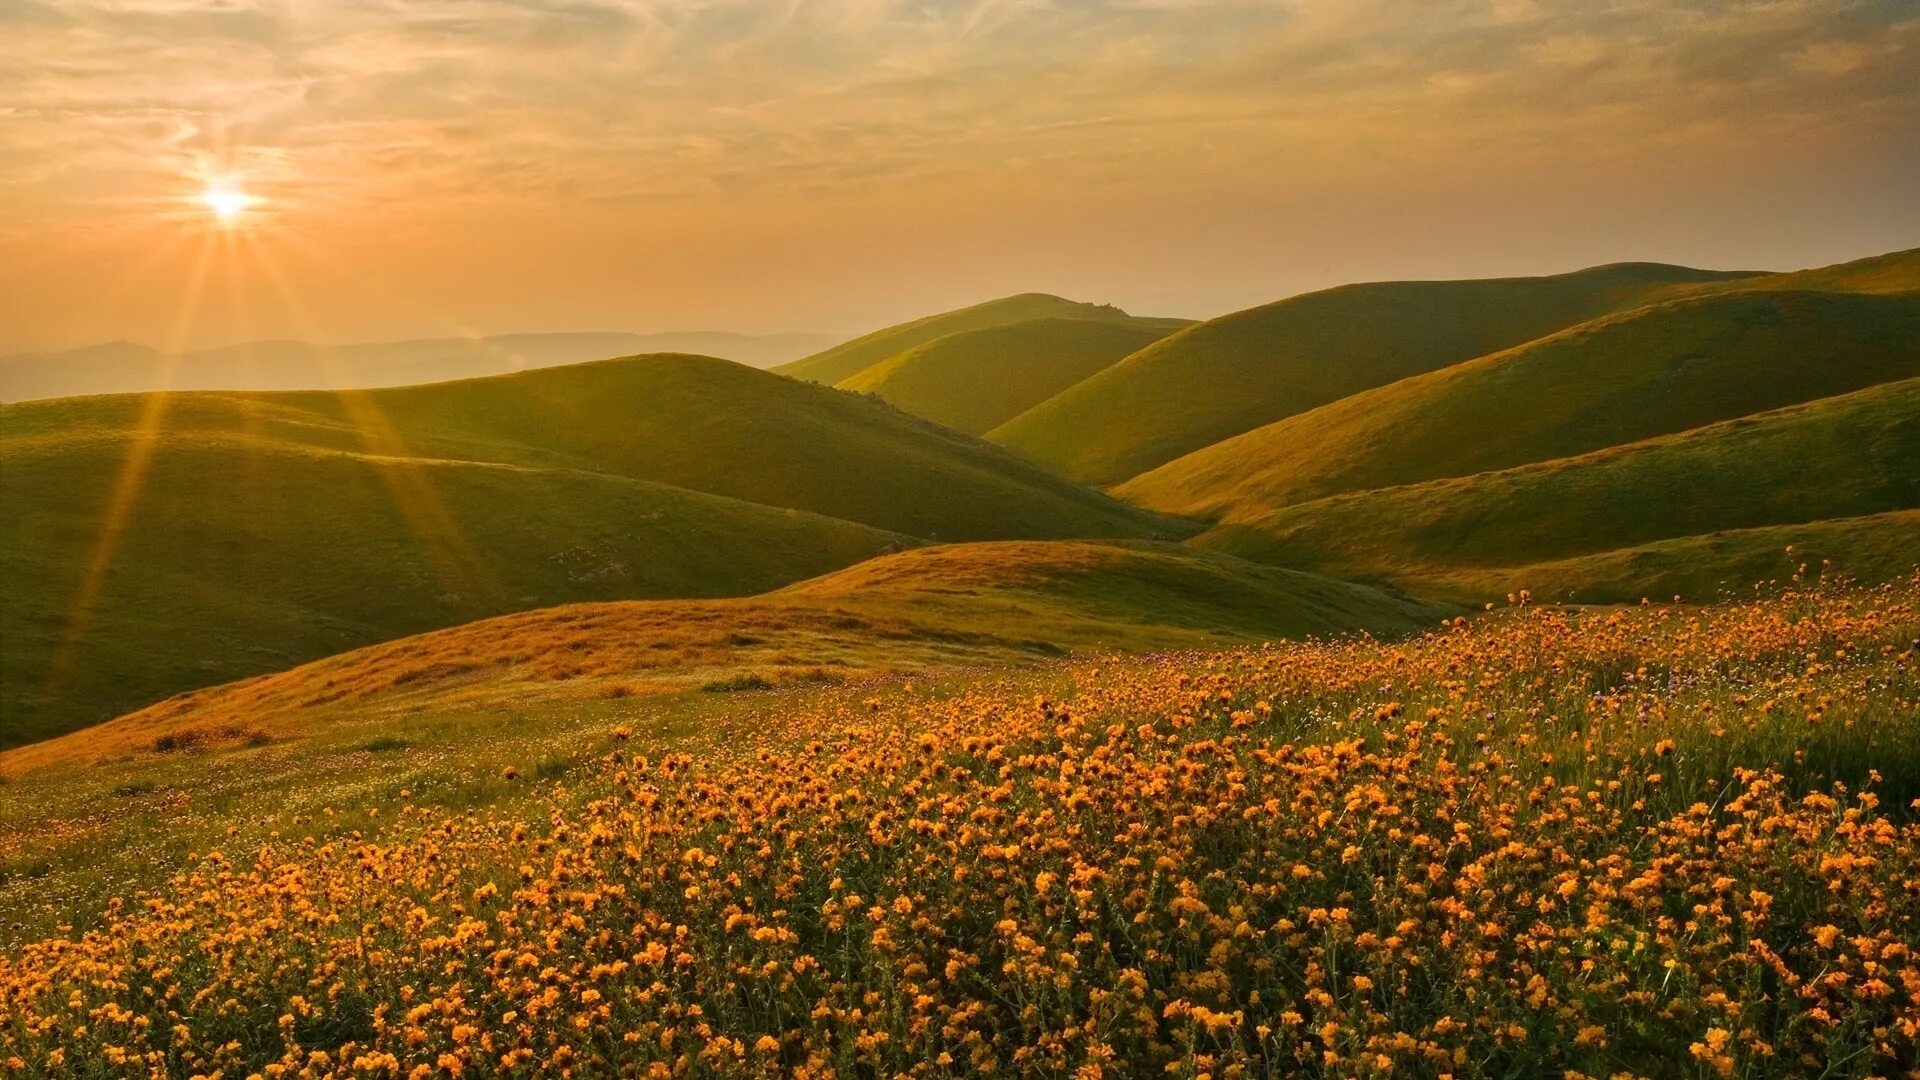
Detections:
2,540,1445,773
0,355,1174,746
987,263,1762,485
835,317,1179,435
1121,290,1920,519
1696,246,1920,298
776,294,1189,386
1192,377,1920,600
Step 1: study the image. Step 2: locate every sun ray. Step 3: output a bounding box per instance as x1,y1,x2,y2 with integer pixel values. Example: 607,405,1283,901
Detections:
238,231,509,609
39,232,223,700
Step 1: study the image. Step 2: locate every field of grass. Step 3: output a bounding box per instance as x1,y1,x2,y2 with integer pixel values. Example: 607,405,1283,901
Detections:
989,262,1761,485
835,318,1178,435
0,540,1444,775
1193,377,1920,600
0,355,1178,746
1,577,1915,1076
776,294,1189,387
1121,290,1920,520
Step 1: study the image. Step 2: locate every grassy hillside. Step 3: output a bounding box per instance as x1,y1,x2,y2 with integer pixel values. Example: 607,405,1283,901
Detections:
0,355,1174,745
1122,290,1920,519
1194,377,1920,598
3,582,1916,1075
1700,245,1920,298
776,293,1189,386
5,354,1169,543
988,263,1762,484
836,318,1178,435
0,432,912,749
1,540,1444,773
0,330,841,401
1417,510,1920,604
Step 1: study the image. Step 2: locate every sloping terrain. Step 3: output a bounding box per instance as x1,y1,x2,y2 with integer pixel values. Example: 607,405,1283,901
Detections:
1192,377,1920,599
987,263,1763,484
776,293,1188,386
0,355,1175,745
836,317,1178,434
1120,290,1920,519
0,330,841,401
0,540,1445,773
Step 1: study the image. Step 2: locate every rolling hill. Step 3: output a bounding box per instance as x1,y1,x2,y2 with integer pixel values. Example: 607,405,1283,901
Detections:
0,355,1175,746
835,317,1180,434
1192,376,1920,600
987,263,1764,485
0,540,1447,774
0,330,842,401
1120,290,1920,519
776,293,1190,386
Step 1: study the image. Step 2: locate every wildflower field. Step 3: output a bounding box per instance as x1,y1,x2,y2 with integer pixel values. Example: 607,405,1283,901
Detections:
3,579,1918,1078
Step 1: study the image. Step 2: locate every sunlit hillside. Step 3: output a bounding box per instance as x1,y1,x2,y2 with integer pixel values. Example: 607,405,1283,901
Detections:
0,540,1442,774
2,579,1915,1076
0,355,1177,746
776,294,1191,387
987,262,1762,484
1193,377,1920,601
1120,289,1920,519
835,317,1180,434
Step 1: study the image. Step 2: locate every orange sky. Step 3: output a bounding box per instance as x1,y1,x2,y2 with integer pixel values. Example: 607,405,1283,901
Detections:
2,0,1916,353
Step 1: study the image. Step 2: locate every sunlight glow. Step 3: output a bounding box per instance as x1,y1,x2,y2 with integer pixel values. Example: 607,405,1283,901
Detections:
198,180,256,226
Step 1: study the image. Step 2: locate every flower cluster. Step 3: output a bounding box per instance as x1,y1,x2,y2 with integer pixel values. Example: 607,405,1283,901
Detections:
2,580,1916,1077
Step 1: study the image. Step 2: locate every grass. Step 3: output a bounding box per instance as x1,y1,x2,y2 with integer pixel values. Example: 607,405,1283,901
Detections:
775,293,1190,386
0,354,1178,747
835,316,1178,435
1120,289,1920,520
1193,377,1920,601
1,578,1915,1075
988,262,1763,485
0,539,1446,774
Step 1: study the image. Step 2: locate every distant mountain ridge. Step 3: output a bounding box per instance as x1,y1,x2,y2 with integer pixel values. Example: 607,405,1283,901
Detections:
0,329,844,401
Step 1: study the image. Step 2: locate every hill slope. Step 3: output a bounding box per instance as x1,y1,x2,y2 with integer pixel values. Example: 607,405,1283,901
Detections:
1,540,1446,773
988,263,1763,485
836,317,1179,435
1121,290,1920,519
0,355,1173,745
776,294,1189,386
1193,377,1920,599
0,330,842,401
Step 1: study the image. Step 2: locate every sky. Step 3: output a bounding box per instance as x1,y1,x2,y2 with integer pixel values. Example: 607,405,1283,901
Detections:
1,0,1916,354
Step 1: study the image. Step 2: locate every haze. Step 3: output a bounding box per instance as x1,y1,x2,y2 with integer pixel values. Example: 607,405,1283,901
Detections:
2,0,1916,354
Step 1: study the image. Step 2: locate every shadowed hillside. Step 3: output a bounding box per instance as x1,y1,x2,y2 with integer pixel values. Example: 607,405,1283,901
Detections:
777,293,1189,386
0,540,1445,773
835,317,1180,434
988,263,1762,484
1193,377,1920,599
0,355,1175,746
1121,290,1920,519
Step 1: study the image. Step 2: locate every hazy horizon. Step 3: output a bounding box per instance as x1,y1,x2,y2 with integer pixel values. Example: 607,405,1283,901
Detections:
3,0,1917,355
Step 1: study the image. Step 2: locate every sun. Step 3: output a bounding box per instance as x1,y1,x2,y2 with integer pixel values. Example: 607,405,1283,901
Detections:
197,180,256,226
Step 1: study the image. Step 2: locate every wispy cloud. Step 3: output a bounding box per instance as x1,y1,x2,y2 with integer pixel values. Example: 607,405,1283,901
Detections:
0,0,1915,348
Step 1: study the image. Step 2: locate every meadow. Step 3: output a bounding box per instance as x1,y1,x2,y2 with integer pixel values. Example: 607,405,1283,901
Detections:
1,574,1915,1077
